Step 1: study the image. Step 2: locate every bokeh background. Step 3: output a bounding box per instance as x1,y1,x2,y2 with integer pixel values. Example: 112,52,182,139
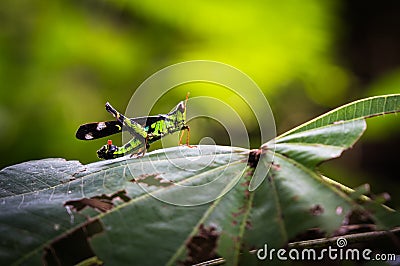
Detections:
1,1,399,207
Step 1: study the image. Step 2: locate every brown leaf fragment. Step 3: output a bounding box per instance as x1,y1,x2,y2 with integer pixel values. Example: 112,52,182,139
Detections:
64,190,131,213
72,167,88,178
232,206,246,218
180,224,220,266
247,149,261,168
310,204,324,216
131,173,172,187
245,220,252,230
65,198,113,213
271,162,281,171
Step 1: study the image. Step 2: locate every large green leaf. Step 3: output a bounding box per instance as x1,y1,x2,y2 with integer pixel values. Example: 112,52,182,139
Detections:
0,146,250,265
278,93,399,137
0,94,399,265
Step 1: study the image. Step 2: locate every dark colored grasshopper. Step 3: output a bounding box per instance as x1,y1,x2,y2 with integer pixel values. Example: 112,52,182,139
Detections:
76,94,190,159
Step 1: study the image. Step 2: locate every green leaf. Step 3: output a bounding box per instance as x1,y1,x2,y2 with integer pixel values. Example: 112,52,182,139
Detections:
274,119,366,167
246,94,400,256
1,94,399,265
278,93,399,137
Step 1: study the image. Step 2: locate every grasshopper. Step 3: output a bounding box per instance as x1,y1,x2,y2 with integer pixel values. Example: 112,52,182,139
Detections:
76,94,190,159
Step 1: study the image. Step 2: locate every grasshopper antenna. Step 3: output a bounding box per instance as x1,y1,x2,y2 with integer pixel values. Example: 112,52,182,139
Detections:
184,92,190,108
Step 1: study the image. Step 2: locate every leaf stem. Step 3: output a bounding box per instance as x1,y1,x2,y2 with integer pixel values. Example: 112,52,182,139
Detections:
193,227,400,266
288,227,400,249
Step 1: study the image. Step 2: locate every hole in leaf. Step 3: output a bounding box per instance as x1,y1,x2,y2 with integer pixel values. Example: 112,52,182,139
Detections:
310,204,324,216
43,219,104,266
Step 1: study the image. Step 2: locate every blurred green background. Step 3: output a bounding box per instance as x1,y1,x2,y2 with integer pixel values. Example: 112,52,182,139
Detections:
1,1,399,206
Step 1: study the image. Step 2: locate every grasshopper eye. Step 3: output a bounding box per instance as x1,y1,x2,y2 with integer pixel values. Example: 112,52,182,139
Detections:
108,144,117,153
177,101,185,112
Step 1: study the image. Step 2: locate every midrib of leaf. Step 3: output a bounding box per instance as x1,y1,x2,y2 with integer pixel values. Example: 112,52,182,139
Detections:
274,119,365,145
276,142,344,150
266,151,288,242
166,163,246,266
277,94,400,138
233,172,255,265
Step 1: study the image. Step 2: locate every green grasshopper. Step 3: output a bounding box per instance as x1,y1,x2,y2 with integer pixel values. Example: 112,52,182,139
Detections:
76,94,190,159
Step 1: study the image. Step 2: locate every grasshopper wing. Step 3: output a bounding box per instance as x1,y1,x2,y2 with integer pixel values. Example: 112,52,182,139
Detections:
76,121,122,140
76,116,164,140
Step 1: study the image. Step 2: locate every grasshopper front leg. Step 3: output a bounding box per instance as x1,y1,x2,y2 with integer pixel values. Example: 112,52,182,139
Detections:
179,125,195,148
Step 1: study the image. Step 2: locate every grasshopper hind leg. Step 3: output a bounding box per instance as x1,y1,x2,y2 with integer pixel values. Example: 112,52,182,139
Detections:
130,137,148,158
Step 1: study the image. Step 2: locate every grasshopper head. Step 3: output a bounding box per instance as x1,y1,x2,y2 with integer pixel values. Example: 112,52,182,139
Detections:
168,92,189,120
176,100,186,113
179,92,189,115
97,139,118,159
